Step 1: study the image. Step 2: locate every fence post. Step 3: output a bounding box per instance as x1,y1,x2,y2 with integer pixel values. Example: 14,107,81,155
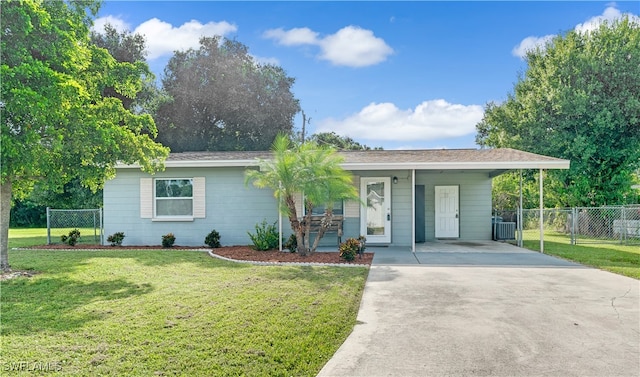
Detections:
100,208,104,245
570,207,576,245
46,207,51,245
621,205,626,244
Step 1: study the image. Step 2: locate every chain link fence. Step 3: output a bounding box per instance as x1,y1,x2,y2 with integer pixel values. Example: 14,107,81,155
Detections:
47,208,103,245
496,206,640,246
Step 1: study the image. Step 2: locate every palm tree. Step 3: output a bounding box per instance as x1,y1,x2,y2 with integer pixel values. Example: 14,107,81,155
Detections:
246,135,359,255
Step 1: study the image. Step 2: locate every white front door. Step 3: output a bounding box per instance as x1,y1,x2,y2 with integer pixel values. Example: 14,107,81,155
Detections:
361,177,391,243
435,185,459,238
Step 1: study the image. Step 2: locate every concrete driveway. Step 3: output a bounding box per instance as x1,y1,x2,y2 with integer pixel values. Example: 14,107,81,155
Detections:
318,242,640,377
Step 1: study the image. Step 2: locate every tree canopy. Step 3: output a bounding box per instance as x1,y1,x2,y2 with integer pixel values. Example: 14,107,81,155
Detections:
90,23,156,112
309,132,383,150
0,0,169,270
245,135,359,255
476,17,640,207
155,36,301,152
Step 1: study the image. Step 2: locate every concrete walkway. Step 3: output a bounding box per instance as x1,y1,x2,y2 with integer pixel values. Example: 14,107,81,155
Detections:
318,242,640,377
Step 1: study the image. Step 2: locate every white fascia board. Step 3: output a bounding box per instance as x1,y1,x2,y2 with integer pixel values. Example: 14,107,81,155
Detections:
116,159,261,169
341,160,570,171
117,159,569,170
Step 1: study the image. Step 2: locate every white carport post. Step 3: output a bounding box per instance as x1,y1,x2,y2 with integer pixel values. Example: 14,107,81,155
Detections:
539,169,544,253
411,169,416,253
518,169,523,248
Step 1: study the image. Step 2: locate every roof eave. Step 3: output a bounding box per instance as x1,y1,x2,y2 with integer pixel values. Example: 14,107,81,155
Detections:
342,161,570,171
117,159,570,170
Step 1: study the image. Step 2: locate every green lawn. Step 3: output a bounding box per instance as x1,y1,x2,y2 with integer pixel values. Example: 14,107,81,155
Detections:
522,231,640,279
3,230,369,376
8,227,101,248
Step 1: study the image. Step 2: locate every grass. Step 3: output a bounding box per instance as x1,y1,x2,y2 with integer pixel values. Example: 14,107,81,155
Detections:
522,231,640,279
2,230,369,376
8,228,101,248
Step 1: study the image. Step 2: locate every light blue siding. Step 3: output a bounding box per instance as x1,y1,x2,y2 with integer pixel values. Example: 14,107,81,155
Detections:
416,171,492,241
104,167,493,247
350,171,413,247
104,167,279,246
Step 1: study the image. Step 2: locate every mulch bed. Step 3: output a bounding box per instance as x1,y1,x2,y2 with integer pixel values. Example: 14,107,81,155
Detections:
15,244,373,266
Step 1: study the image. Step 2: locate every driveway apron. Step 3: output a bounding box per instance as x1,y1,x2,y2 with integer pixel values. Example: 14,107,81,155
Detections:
318,242,640,377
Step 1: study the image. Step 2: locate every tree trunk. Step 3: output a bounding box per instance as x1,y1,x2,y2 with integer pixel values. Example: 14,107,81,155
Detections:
310,211,333,252
1,180,12,272
285,194,309,256
301,200,314,255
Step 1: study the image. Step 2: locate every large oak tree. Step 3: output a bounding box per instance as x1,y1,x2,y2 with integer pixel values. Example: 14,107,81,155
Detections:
0,0,169,270
155,36,300,152
476,17,640,207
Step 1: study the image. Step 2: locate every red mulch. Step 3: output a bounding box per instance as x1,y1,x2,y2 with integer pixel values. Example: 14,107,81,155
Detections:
19,244,373,265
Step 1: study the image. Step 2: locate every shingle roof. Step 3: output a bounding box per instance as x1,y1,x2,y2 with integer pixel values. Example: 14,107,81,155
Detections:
120,148,569,170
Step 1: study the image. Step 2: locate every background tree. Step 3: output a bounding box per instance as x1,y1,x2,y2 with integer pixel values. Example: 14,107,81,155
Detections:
155,36,301,152
90,23,153,111
1,0,169,271
245,135,359,256
476,17,640,207
309,132,383,150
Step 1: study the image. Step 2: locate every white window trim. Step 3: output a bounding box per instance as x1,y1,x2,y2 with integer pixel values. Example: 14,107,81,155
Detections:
140,177,206,221
154,178,194,219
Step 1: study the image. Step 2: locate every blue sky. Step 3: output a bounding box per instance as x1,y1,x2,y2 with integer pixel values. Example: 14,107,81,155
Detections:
95,1,640,150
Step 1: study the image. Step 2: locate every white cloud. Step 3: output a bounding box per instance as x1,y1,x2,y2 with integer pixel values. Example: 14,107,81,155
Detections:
263,25,393,67
511,35,554,59
513,6,640,59
575,6,626,34
135,18,238,60
320,26,394,67
316,99,483,142
93,16,237,60
263,27,319,46
92,15,131,34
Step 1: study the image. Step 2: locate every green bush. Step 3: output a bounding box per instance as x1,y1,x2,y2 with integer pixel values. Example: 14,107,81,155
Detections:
162,233,176,248
204,229,221,248
339,238,361,261
283,234,297,253
107,232,125,246
248,219,279,251
61,229,81,246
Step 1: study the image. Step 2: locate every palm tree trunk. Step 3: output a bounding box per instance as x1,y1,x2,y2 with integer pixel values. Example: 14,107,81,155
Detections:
310,211,333,252
286,194,309,255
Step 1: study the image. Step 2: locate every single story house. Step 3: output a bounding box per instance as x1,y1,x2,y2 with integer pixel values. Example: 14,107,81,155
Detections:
103,148,570,250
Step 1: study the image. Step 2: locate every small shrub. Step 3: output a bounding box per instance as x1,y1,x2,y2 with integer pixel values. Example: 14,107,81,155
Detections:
61,229,81,246
283,234,297,253
248,219,279,251
162,233,176,248
339,238,361,261
204,229,221,248
107,232,125,246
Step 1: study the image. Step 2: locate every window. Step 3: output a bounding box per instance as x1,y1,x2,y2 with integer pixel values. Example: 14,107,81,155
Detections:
155,179,193,217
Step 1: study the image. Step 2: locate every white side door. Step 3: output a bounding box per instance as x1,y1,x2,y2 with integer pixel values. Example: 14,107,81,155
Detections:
435,185,459,238
361,177,391,243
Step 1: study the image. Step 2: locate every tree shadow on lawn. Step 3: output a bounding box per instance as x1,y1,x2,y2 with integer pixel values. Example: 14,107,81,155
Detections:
1,276,153,335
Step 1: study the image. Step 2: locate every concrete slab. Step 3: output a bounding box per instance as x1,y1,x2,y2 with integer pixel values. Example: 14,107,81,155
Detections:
318,246,640,377
370,241,581,268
